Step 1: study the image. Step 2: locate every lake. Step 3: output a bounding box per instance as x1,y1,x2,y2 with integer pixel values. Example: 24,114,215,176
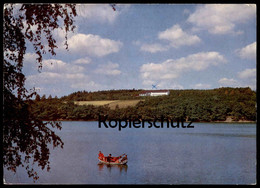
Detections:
4,121,256,184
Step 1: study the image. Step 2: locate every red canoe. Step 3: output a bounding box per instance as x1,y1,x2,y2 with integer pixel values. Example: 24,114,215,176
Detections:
98,154,128,165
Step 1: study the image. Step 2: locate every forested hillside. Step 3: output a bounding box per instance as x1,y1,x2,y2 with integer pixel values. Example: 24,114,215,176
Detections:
60,89,142,101
28,87,256,122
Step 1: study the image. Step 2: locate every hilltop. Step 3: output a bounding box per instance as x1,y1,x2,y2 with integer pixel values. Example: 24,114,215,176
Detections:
29,87,256,122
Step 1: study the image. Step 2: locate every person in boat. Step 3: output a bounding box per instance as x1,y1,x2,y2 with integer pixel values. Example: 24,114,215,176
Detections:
121,155,127,162
107,154,112,163
98,151,104,160
114,156,122,163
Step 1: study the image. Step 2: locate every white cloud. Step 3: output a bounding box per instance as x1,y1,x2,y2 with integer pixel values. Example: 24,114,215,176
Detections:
67,33,123,57
187,4,256,35
95,62,121,76
76,4,118,24
41,59,85,73
183,8,191,15
75,4,130,24
24,54,87,75
140,43,168,53
72,57,92,65
159,82,184,90
218,68,256,89
53,27,78,43
27,72,62,84
193,83,211,89
24,52,38,64
158,24,201,48
236,42,256,60
141,79,184,90
238,68,256,79
70,81,101,90
135,24,201,53
25,58,86,83
132,40,141,46
140,51,226,87
26,72,100,95
24,57,102,96
218,78,239,87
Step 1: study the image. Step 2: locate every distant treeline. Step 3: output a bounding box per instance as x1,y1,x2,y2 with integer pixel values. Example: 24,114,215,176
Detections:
61,89,142,101
28,87,256,122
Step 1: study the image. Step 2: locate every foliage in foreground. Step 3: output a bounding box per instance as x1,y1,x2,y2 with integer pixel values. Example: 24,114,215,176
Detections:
3,4,76,181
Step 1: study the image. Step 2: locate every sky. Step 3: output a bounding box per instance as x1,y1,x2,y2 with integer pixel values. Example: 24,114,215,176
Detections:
20,4,256,97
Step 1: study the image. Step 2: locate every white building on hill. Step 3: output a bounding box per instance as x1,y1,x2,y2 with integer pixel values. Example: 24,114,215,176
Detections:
139,90,170,97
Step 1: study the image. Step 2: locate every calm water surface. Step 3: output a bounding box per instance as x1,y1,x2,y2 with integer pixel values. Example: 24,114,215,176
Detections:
4,121,256,184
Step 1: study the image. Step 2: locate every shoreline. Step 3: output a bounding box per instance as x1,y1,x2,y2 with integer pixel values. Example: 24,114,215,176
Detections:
44,118,256,123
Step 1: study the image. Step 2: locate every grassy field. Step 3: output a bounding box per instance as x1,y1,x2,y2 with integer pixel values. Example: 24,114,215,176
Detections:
74,100,143,109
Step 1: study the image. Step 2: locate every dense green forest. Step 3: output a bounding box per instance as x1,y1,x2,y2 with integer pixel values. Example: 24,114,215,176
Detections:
60,89,142,101
27,87,256,122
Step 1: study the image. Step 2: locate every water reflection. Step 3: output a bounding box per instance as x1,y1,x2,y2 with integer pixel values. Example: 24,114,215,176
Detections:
98,162,128,173
182,132,256,138
4,122,255,184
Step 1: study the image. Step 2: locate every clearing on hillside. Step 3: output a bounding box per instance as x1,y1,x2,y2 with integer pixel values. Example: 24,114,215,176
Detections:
74,100,143,109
